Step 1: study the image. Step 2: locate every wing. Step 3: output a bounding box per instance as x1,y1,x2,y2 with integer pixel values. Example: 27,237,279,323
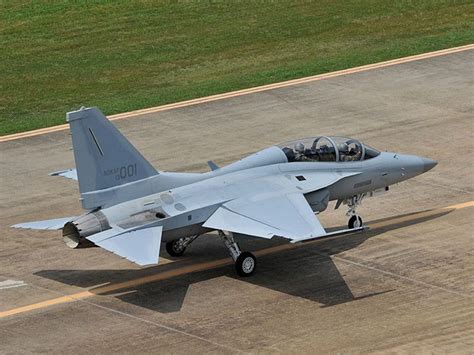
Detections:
12,217,75,230
87,226,163,266
203,170,361,241
204,192,326,242
49,169,78,181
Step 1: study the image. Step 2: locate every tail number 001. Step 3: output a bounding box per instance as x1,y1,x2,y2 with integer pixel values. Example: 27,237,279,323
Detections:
118,164,137,180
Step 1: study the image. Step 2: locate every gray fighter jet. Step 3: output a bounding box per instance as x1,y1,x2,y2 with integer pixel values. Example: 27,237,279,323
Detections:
13,107,437,276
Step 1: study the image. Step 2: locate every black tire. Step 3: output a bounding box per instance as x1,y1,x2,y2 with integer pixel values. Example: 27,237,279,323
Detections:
166,240,186,257
348,215,363,229
235,252,257,277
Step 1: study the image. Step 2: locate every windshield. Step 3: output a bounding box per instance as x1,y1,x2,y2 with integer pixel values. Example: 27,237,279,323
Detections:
278,136,380,162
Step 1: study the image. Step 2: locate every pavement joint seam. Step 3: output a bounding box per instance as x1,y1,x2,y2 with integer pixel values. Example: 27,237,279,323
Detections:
75,297,244,353
325,253,470,299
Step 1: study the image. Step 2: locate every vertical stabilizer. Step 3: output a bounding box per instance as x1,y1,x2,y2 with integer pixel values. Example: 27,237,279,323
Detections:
67,107,158,194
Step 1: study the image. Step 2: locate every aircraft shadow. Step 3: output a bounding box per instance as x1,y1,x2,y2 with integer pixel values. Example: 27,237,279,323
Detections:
36,209,451,313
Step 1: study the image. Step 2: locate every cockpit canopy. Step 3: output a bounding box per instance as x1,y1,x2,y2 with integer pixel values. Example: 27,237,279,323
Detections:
278,136,380,163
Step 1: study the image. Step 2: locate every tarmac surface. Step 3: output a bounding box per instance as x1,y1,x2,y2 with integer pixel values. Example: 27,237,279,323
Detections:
1,48,473,353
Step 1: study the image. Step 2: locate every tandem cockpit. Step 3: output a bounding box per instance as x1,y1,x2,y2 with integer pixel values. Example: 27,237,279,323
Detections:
278,136,380,163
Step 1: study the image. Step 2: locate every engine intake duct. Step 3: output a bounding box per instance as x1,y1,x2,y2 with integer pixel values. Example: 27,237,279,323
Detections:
62,210,110,248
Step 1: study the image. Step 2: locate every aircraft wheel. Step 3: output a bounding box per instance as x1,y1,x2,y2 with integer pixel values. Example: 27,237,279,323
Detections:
235,252,257,277
166,240,186,257
348,215,363,229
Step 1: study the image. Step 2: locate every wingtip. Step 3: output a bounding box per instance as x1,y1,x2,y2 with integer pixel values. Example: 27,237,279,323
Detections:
11,224,35,230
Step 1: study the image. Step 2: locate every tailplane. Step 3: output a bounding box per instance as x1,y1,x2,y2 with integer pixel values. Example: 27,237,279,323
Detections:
67,107,158,194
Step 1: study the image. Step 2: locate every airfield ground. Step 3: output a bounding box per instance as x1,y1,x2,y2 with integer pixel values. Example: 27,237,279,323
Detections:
0,48,473,353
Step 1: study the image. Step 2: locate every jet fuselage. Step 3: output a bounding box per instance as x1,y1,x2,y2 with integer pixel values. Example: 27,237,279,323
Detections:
99,148,436,243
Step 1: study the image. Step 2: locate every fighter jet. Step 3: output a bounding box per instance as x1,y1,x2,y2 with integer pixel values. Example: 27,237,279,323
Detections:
13,107,437,276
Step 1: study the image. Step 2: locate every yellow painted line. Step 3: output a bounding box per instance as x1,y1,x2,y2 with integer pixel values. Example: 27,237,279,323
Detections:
1,200,472,319
0,291,93,318
443,200,474,210
1,44,472,143
94,258,233,295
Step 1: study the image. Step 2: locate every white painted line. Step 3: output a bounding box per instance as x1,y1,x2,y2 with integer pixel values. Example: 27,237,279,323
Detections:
0,280,26,290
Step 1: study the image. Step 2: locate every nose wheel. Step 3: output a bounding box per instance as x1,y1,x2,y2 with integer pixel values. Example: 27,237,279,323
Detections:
348,215,363,229
218,230,257,277
345,194,365,229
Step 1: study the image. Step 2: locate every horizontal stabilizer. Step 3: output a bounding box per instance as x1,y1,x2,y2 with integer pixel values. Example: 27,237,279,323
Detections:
49,169,78,181
12,217,75,230
87,226,163,266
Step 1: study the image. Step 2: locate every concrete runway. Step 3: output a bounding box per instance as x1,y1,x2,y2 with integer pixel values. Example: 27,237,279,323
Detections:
1,48,473,353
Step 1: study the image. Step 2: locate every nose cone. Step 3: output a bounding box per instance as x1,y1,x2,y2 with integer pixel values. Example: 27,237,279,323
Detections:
421,157,438,173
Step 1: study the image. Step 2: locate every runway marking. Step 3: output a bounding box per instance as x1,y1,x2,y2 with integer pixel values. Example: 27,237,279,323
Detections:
443,200,474,210
1,44,472,143
0,280,26,290
0,291,93,317
1,200,472,319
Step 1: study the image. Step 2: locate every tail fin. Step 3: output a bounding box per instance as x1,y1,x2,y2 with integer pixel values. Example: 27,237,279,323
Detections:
67,107,158,194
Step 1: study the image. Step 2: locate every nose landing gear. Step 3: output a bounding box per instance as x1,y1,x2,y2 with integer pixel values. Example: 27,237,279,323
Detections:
346,194,365,229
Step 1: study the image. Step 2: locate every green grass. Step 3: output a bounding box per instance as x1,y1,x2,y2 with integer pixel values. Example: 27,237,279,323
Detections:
1,0,473,135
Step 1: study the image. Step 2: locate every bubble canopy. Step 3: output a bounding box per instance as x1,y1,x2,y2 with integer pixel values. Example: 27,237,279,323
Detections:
277,136,380,163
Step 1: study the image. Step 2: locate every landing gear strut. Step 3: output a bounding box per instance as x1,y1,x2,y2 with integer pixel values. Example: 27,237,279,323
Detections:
218,230,256,277
165,235,199,257
346,194,365,229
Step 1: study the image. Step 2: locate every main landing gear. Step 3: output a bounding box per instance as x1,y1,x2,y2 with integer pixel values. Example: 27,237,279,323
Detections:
166,232,256,277
165,235,199,257
218,230,256,277
346,194,365,229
